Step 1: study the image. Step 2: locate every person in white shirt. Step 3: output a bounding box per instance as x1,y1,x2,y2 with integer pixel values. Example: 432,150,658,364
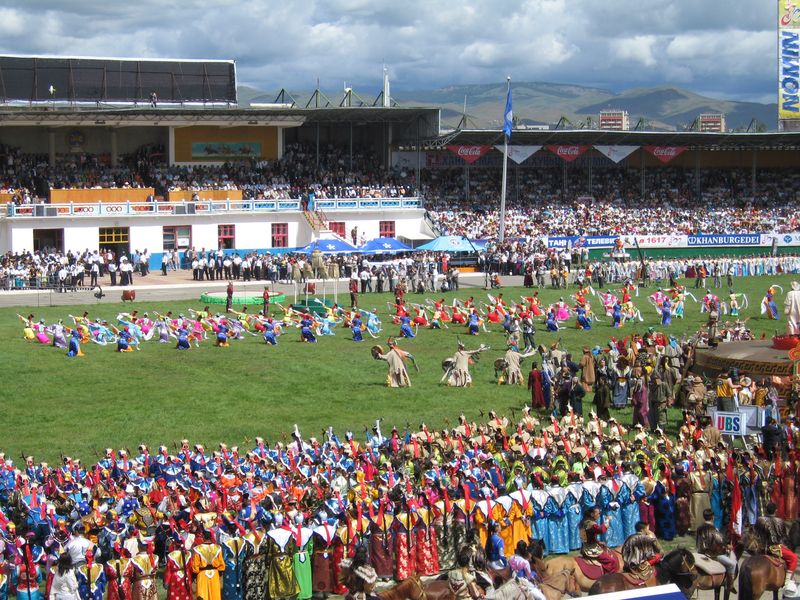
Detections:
49,553,80,600
65,523,94,567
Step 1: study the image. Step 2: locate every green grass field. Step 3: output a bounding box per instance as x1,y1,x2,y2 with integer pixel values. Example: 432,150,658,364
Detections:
1,274,794,463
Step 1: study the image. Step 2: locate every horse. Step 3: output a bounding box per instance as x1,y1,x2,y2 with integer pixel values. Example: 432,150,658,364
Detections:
538,569,581,600
542,550,623,592
738,554,786,600
692,551,735,600
486,577,540,600
587,548,697,598
377,575,429,600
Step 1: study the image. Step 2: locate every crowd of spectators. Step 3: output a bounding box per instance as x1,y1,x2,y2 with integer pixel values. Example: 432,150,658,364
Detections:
422,166,800,238
4,141,800,240
0,142,416,204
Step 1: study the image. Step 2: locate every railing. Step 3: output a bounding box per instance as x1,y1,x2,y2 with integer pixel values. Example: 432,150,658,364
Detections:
4,197,422,218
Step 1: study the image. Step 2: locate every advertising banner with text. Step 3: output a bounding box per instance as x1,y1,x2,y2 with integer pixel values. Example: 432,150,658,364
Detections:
446,144,492,164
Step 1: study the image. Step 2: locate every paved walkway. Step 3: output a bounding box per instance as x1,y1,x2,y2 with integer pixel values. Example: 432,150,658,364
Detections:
0,269,501,308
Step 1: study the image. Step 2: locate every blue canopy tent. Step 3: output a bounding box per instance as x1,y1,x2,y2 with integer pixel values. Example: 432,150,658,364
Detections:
416,235,481,252
300,238,358,254
359,237,413,254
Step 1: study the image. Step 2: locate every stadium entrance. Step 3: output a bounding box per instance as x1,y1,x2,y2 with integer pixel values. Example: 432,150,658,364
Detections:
32,228,63,253
99,227,130,258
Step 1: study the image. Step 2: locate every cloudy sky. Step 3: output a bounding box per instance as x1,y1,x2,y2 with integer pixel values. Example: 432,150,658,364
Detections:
0,0,777,102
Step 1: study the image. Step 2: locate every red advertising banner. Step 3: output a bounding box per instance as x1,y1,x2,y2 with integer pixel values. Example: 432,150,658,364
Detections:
644,146,687,164
446,144,491,164
545,145,590,162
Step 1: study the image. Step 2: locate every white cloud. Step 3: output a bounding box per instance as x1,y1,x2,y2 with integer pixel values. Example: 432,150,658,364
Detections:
0,0,778,101
612,36,659,68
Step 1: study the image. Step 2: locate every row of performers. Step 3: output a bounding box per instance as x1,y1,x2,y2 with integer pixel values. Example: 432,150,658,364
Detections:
4,475,666,600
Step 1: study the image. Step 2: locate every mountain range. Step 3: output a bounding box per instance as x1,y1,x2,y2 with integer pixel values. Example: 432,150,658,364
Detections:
238,82,778,132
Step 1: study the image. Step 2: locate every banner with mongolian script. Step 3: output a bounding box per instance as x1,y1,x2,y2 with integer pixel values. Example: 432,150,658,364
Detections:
687,234,761,246
545,145,590,163
644,146,686,164
621,234,687,248
547,235,619,249
779,1,800,119
594,145,639,164
494,144,541,164
446,144,491,164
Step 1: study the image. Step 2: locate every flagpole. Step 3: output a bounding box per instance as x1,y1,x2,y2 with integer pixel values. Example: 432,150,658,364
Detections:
499,76,510,244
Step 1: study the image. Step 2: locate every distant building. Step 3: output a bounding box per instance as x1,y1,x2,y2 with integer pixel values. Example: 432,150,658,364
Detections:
598,109,630,131
698,113,726,133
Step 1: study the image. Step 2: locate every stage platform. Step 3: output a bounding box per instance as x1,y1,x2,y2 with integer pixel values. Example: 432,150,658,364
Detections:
693,339,795,381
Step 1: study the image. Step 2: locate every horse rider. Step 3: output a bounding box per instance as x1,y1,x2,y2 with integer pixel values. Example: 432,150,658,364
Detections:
621,532,662,580
696,508,737,593
341,544,378,600
754,502,798,596
580,507,620,574
448,546,486,599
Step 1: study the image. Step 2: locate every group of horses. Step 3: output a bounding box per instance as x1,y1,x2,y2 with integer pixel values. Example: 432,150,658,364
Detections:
373,536,797,600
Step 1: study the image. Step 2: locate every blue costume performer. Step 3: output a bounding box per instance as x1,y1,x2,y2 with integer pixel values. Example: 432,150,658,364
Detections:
575,306,592,330
351,315,363,342
399,315,415,339
612,303,622,328
300,316,317,343
175,327,191,350
263,320,277,345
661,298,672,326
545,310,559,332
67,329,84,357
117,328,134,352
467,312,480,336
216,321,231,347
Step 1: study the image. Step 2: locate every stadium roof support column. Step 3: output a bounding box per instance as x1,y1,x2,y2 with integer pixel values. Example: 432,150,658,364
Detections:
385,122,393,172
640,151,646,201
168,127,176,166
110,128,118,168
694,150,700,200
48,130,55,168
416,117,421,190
752,150,757,200
349,122,353,171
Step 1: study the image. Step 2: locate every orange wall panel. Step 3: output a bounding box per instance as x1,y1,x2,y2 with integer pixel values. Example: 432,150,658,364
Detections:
173,126,278,162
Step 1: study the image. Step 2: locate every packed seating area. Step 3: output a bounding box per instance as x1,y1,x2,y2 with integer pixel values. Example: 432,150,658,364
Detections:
4,141,800,240
422,166,800,238
0,143,416,203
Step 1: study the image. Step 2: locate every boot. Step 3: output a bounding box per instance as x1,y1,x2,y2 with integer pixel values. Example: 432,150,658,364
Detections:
784,573,798,598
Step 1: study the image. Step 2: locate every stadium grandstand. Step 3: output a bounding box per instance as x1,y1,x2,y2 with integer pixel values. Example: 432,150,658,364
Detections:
2,54,800,271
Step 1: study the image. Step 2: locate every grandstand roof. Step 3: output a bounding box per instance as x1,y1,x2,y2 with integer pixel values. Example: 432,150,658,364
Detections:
434,128,800,150
0,106,439,128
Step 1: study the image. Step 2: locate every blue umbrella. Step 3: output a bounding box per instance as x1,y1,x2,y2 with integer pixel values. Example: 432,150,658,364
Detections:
359,237,413,255
416,236,480,252
300,238,358,254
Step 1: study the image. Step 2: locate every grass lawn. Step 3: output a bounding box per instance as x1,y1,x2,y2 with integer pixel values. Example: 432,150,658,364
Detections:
0,274,794,463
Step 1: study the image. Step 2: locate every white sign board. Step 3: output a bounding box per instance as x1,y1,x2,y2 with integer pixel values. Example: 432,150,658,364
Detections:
713,411,748,436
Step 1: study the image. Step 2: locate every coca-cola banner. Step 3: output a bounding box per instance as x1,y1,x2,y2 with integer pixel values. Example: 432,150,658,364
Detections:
493,144,542,164
545,144,590,162
446,144,492,164
644,146,687,164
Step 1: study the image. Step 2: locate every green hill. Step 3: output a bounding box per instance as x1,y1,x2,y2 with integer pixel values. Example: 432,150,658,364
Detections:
236,81,777,131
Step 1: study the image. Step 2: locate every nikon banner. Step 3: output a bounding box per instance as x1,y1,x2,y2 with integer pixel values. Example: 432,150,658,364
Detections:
779,1,800,119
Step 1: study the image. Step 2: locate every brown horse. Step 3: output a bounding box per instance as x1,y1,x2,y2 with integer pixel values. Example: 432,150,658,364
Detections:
693,561,734,600
377,576,429,600
539,569,581,600
738,554,786,600
542,550,623,592
587,548,697,597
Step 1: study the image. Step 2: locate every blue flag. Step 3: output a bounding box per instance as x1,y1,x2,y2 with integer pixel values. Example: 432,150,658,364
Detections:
502,86,513,139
